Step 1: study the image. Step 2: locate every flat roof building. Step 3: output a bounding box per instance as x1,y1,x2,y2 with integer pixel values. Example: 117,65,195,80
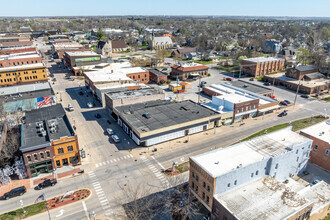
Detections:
171,63,209,80
0,63,48,87
241,57,285,77
105,87,165,111
114,100,221,146
300,120,330,172
0,53,42,68
21,104,80,178
189,127,313,210
228,79,274,97
0,82,55,113
63,51,101,75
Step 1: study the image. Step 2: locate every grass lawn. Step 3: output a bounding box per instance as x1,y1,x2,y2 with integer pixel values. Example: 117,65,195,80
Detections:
0,202,46,220
118,57,129,59
239,115,327,143
193,60,215,65
175,161,190,173
138,45,149,50
322,96,330,102
118,49,131,53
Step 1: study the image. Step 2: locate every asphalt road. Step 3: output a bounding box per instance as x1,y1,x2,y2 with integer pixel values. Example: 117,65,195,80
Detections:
0,44,329,219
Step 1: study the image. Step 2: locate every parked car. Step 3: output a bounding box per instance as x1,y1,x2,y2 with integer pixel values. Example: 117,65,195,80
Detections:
284,100,291,104
3,186,26,200
95,113,101,119
264,82,270,86
280,101,288,106
200,81,207,87
225,77,233,81
249,78,254,81
38,179,57,190
301,94,309,98
106,128,114,135
309,179,320,186
87,102,93,108
68,103,74,111
278,111,288,117
107,120,111,125
79,91,84,96
111,135,120,143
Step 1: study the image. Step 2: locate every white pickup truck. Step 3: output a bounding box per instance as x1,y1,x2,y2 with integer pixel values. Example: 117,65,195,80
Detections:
68,103,74,111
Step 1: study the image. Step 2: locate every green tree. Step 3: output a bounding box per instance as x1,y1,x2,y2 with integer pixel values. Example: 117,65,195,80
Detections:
96,27,105,41
320,27,330,41
297,47,310,65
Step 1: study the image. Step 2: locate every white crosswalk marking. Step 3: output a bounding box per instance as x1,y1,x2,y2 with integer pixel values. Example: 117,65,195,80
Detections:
140,156,171,189
88,171,111,217
95,154,134,167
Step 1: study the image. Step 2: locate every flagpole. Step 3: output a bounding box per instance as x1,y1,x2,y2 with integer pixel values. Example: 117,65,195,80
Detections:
44,193,52,220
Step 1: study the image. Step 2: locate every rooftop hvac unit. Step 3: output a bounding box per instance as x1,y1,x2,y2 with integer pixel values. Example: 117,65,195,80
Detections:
50,127,57,133
40,130,46,137
38,127,44,133
50,122,56,128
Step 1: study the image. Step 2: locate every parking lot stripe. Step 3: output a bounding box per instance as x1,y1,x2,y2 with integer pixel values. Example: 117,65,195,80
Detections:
107,161,110,164
102,162,106,165
124,156,127,159
95,164,99,168
100,199,108,204
129,154,133,158
114,159,117,162
110,160,113,163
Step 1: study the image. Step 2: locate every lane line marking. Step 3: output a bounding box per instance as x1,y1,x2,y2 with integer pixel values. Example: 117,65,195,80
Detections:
151,156,165,169
82,201,89,220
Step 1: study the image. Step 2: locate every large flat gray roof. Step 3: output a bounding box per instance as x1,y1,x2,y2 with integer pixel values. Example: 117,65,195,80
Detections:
106,87,163,100
116,100,220,133
229,80,273,94
22,104,74,151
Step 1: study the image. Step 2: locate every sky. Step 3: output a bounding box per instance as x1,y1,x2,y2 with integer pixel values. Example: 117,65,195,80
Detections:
1,0,329,17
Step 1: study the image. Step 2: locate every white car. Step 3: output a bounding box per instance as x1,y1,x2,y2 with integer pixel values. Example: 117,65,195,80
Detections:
111,135,120,143
87,102,93,108
106,128,114,135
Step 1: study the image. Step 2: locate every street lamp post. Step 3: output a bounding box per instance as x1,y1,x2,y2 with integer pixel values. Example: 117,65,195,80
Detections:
293,80,301,109
20,200,26,214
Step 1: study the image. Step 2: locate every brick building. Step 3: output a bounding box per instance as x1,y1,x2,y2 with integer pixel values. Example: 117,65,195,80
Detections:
0,63,47,87
170,63,209,80
62,51,101,74
0,47,36,55
241,57,285,77
121,67,149,84
285,65,320,80
189,127,312,212
21,104,80,178
148,69,167,84
0,41,33,48
0,53,42,68
300,120,330,172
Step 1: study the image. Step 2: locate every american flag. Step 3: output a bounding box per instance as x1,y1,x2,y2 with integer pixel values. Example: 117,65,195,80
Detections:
35,194,45,203
37,96,55,108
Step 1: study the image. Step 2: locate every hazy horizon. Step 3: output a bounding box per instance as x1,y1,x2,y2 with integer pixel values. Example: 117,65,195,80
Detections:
1,0,329,18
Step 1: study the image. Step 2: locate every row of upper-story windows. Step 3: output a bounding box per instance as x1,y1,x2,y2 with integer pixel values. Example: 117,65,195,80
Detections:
26,151,51,162
0,70,44,78
57,145,74,154
237,105,257,113
191,181,210,204
313,145,329,156
192,171,211,193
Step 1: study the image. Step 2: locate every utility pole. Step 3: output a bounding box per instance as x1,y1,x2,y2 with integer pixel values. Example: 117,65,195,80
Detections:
239,65,242,79
293,80,301,108
198,72,201,104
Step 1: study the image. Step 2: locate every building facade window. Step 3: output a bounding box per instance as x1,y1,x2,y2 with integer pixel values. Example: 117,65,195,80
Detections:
203,182,206,188
234,180,237,185
256,170,259,175
196,175,199,182
275,163,278,169
251,173,254,178
314,145,318,151
206,196,209,204
202,192,205,200
195,185,198,193
46,151,50,158
40,153,44,159
67,146,73,152
325,149,329,156
27,155,31,162
58,148,64,154
33,154,38,161
207,185,210,192
192,171,195,178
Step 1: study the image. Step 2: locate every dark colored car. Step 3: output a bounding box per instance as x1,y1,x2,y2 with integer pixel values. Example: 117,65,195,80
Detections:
264,82,270,86
4,186,26,200
249,78,254,81
79,91,84,96
280,101,288,106
284,100,291,104
301,94,309,98
278,111,288,117
95,114,101,119
38,179,57,190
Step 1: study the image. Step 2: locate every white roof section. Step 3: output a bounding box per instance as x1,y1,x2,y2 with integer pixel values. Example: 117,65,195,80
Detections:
190,127,311,178
243,57,284,62
117,67,148,74
215,177,311,220
65,51,98,56
0,82,51,96
154,36,173,45
53,43,83,49
0,53,40,61
300,120,330,144
85,69,132,83
0,63,44,72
